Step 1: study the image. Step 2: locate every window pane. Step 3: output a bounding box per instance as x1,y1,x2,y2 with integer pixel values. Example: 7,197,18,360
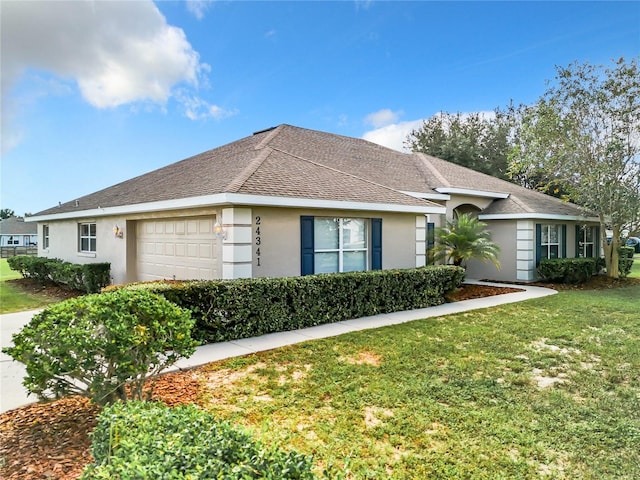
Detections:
541,226,549,244
315,252,339,273
585,227,593,242
90,238,96,252
342,219,366,249
549,225,558,244
81,238,89,251
549,245,559,258
81,224,89,236
315,218,339,249
343,251,366,272
90,224,96,236
585,244,593,258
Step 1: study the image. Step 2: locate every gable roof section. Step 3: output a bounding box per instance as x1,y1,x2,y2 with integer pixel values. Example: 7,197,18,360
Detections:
32,125,442,219
417,153,593,219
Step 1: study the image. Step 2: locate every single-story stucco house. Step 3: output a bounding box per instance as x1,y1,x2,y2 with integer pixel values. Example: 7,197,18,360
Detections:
27,124,600,285
0,216,38,247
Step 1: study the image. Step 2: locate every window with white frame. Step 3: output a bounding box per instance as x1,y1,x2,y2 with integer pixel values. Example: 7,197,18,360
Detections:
79,223,96,252
43,225,50,249
540,224,560,259
314,218,368,273
577,225,596,258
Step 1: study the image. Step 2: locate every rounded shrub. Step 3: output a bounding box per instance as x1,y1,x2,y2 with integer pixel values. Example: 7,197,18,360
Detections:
80,401,321,479
3,289,197,405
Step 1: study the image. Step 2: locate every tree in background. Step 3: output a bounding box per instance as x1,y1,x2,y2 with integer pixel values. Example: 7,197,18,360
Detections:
405,111,512,180
508,58,640,278
433,213,501,270
0,208,15,219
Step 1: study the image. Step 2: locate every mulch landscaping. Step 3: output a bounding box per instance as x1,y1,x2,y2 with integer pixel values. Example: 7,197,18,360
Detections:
1,277,638,480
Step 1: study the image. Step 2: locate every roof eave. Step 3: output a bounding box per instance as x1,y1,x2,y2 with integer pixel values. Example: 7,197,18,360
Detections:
435,187,510,199
479,213,600,222
28,193,445,221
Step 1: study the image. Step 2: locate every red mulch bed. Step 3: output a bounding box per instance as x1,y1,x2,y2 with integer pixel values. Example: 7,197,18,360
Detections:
1,278,638,479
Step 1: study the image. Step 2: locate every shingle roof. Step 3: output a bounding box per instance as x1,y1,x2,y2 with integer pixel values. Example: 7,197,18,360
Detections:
34,124,587,218
0,217,37,235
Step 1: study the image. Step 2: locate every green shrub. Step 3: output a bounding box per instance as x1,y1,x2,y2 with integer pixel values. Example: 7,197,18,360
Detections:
80,401,322,479
115,266,465,344
618,246,635,278
5,255,110,292
537,258,597,284
2,290,197,405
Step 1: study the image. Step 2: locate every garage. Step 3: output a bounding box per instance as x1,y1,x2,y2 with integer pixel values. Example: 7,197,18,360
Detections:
136,216,218,281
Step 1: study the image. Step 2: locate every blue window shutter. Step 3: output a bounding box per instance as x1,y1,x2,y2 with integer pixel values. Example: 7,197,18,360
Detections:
371,218,382,270
535,224,542,266
575,225,580,258
594,226,600,258
561,224,567,258
300,216,314,275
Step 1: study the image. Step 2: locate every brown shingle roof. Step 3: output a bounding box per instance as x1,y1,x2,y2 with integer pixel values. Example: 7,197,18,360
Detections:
34,124,587,218
0,217,37,235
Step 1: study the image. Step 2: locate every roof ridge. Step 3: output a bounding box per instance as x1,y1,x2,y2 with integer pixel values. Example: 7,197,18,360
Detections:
509,194,534,213
269,146,441,207
415,153,451,187
254,124,284,150
225,147,274,193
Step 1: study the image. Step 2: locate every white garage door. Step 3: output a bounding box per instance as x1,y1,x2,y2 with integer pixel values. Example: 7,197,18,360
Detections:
136,217,218,281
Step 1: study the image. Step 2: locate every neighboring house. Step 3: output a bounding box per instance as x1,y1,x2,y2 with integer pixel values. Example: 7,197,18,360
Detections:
0,216,38,247
27,125,599,285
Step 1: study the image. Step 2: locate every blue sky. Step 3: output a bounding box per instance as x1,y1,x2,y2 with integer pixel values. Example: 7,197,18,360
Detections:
2,1,639,216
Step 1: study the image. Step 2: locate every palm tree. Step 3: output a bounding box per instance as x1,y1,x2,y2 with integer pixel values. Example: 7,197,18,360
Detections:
433,213,501,269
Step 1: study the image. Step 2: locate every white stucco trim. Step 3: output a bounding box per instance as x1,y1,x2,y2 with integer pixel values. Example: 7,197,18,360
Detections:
400,190,450,201
434,187,509,199
27,193,446,222
479,213,599,222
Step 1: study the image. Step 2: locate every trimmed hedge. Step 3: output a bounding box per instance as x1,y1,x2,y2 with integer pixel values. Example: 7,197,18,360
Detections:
113,266,465,344
6,255,110,293
537,258,597,284
80,401,321,479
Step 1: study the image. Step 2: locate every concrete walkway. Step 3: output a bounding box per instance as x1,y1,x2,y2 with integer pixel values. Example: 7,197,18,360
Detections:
0,281,556,414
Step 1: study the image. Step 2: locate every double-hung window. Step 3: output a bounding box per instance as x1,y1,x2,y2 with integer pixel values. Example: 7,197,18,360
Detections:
536,223,566,265
576,225,598,258
540,224,560,259
79,223,96,252
314,218,368,273
43,225,50,249
300,216,382,275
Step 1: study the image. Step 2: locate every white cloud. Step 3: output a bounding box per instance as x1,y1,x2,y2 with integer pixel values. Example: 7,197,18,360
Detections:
176,91,238,121
364,108,403,128
362,110,499,152
2,1,206,108
186,0,213,20
362,119,424,152
1,0,221,151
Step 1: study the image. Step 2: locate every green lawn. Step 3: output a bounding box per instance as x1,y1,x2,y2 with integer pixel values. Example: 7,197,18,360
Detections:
0,258,60,314
196,283,640,479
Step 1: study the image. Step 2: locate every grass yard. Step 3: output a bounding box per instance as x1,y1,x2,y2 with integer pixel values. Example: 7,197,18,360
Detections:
0,258,65,314
195,284,640,479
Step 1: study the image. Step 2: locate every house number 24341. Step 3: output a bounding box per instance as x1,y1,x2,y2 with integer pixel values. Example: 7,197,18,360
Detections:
255,215,262,267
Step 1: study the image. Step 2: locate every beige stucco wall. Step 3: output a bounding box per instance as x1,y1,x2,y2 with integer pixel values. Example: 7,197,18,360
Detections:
38,207,222,285
38,215,130,285
37,206,439,285
465,220,517,282
249,207,430,278
446,194,494,218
